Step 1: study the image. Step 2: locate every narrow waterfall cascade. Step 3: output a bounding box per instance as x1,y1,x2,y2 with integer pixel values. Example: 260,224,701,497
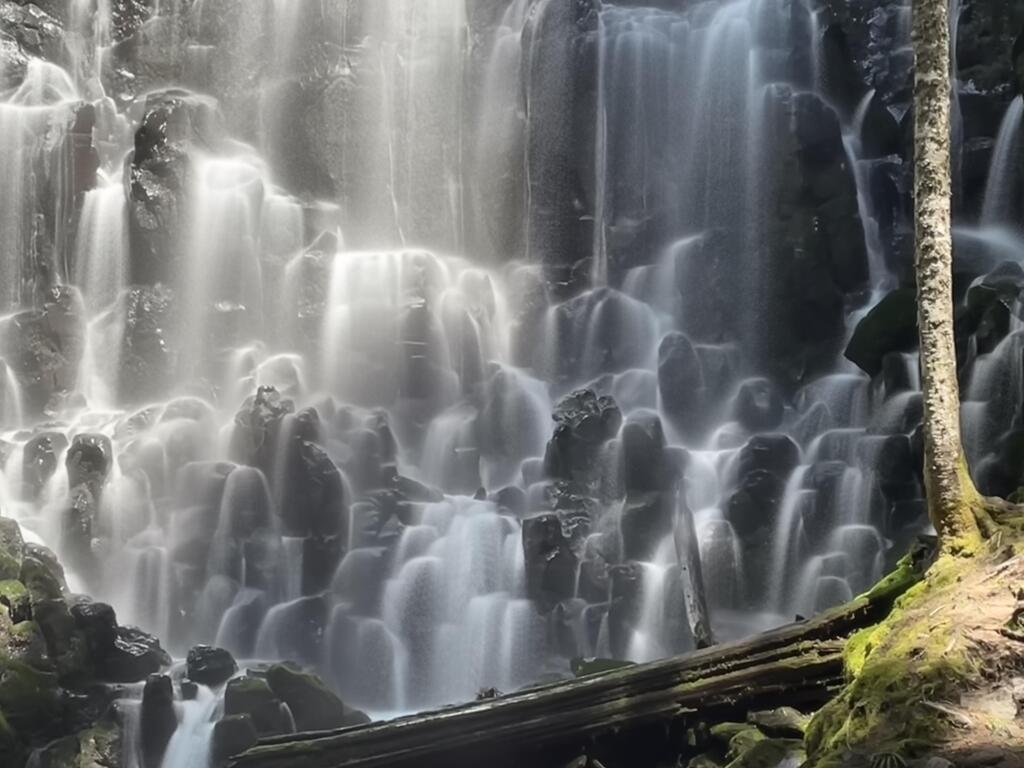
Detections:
3,0,1024,765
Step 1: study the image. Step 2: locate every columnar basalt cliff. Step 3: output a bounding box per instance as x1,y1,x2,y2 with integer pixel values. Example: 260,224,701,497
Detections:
2,0,1024,766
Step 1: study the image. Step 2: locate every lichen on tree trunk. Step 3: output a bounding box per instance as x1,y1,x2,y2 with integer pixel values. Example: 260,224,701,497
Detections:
912,0,983,554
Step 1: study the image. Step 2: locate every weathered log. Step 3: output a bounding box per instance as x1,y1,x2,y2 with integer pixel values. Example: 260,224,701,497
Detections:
230,558,921,768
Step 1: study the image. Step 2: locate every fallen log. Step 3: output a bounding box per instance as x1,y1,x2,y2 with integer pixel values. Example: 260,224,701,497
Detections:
231,556,923,768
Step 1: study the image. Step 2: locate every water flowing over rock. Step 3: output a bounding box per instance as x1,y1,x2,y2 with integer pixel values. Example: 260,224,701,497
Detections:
0,0,1023,763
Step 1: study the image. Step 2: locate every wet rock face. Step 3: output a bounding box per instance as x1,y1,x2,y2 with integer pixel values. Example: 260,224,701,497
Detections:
845,288,919,376
120,284,177,403
1,287,87,417
186,644,238,687
264,663,370,732
543,389,622,488
224,676,292,737
0,2,64,86
657,331,705,438
127,91,222,285
522,513,580,611
140,673,176,768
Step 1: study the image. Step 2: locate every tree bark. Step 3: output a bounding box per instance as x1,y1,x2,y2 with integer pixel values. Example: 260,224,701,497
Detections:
230,565,920,768
912,0,983,553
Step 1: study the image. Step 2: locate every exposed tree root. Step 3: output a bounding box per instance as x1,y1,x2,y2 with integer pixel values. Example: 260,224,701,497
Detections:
804,526,1024,768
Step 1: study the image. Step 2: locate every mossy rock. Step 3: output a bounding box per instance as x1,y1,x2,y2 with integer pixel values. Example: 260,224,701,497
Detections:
726,727,765,760
0,652,62,734
0,580,31,623
211,714,258,764
32,599,90,682
20,553,65,604
0,518,25,581
77,720,121,767
224,675,291,736
264,663,369,731
25,734,80,767
746,707,809,738
0,709,23,766
709,722,751,746
7,620,52,670
724,738,804,768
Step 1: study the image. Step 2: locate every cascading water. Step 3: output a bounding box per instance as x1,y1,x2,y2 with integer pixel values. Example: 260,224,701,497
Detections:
3,0,1020,763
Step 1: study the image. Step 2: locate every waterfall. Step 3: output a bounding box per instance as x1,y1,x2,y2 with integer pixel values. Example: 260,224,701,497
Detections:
1,0,1000,751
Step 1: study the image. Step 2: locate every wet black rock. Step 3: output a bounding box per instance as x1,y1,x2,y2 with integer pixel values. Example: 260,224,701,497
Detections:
733,378,785,433
0,516,26,581
210,714,259,765
120,284,177,404
621,491,675,561
543,389,622,487
621,411,678,494
845,288,919,376
727,469,786,539
65,434,113,494
264,663,370,732
229,386,295,472
224,675,292,737
20,545,67,603
657,331,705,437
140,674,176,768
607,562,642,660
127,91,219,284
301,535,343,596
522,513,579,611
493,485,527,517
61,486,98,582
737,434,800,480
101,625,171,683
69,600,117,662
186,644,238,687
21,432,69,499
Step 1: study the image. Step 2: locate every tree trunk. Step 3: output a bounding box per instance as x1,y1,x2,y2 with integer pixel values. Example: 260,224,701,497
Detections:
912,0,983,554
674,492,713,648
230,564,921,768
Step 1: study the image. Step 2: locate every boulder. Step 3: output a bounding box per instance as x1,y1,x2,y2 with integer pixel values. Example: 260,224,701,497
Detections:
21,433,68,499
620,411,676,494
620,492,675,562
845,289,919,376
65,434,113,494
264,664,370,732
120,285,177,404
224,676,291,736
733,378,784,433
4,619,50,670
0,517,25,581
100,625,171,683
657,331,705,436
0,580,31,624
543,390,622,488
210,714,259,765
31,598,88,681
60,486,98,582
737,435,800,479
747,706,809,738
522,514,579,611
186,644,237,687
68,601,117,661
23,734,79,768
726,469,786,539
20,547,66,604
140,674,177,768
493,486,527,518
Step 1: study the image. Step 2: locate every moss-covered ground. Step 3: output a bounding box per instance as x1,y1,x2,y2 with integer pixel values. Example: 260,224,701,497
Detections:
805,516,1024,767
